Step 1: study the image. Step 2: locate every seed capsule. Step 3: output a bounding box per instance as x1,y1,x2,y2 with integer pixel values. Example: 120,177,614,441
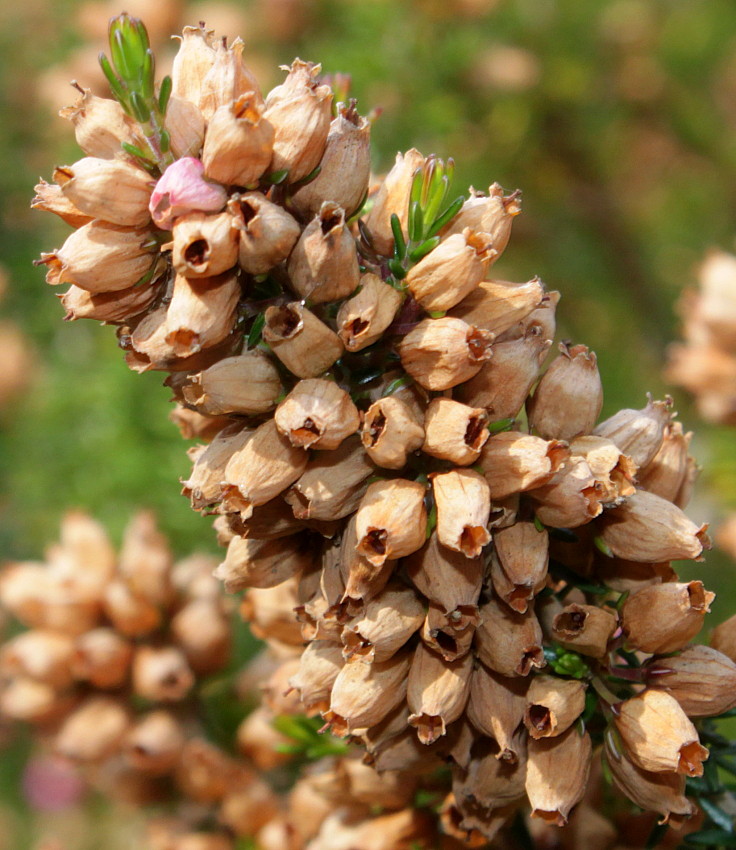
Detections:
229,192,300,275
422,398,489,465
364,148,425,256
646,645,736,717
172,212,239,278
478,431,569,500
336,273,403,352
264,59,332,182
449,276,544,337
475,596,545,677
569,435,637,505
54,157,152,227
59,86,140,159
442,183,521,261
524,676,586,739
551,603,617,659
182,351,282,416
275,379,360,450
593,394,673,468
199,37,262,120
432,469,491,558
599,490,709,563
355,478,427,566
399,317,493,391
362,395,425,469
527,343,603,441
290,101,371,219
407,643,473,744
202,94,274,186
491,521,548,614
614,689,709,777
263,302,344,378
526,728,592,826
621,581,715,654
406,229,495,312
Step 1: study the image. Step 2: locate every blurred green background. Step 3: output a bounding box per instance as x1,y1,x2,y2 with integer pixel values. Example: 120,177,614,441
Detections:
2,1,736,600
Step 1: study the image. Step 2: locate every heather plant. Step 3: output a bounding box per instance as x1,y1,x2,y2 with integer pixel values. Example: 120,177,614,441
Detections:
16,10,736,850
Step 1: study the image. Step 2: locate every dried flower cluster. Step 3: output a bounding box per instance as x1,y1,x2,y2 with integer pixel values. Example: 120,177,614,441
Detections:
667,249,736,425
30,14,735,845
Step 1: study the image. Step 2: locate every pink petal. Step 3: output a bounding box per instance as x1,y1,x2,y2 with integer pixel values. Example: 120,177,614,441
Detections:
149,157,227,230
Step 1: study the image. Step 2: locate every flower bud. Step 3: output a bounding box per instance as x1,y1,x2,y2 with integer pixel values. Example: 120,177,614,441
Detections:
455,327,551,421
637,421,694,503
149,157,228,230
41,221,156,293
527,343,603,440
621,581,714,654
342,581,424,663
604,735,695,827
123,710,185,775
229,192,300,274
593,394,673,468
432,469,491,558
54,157,152,227
364,149,425,256
182,423,252,510
530,456,605,528
171,24,216,106
182,351,282,416
31,179,93,228
199,37,262,120
325,650,412,736
361,395,425,469
264,59,332,182
443,183,521,260
524,676,586,739
55,698,130,762
614,689,709,776
285,435,374,520
449,276,544,337
214,533,313,591
467,665,527,761
202,94,274,186
407,643,473,744
552,603,617,658
335,276,402,354
275,378,360,449
287,202,360,303
290,101,371,218
288,640,345,714
72,628,133,689
165,95,207,159
491,521,548,614
405,532,483,626
223,419,309,519
59,86,140,159
526,728,591,826
475,597,544,677
263,302,344,378
355,479,427,566
398,317,493,391
646,645,736,717
599,490,709,563
172,212,239,278
406,229,495,312
132,645,195,703
478,431,569,500
422,398,489,465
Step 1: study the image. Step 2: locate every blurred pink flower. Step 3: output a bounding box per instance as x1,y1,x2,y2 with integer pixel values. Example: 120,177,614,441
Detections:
22,755,85,812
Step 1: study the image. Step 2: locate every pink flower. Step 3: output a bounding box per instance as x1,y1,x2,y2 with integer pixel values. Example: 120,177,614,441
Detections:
22,755,85,812
149,157,227,230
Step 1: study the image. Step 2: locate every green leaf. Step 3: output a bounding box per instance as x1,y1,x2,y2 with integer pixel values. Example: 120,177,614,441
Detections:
533,515,545,533
387,258,407,280
409,167,424,209
425,500,437,540
487,417,515,434
427,195,465,237
129,91,151,123
408,235,440,263
158,75,172,115
390,213,406,260
98,53,129,110
384,375,412,395
141,49,155,100
594,535,614,558
684,829,736,846
110,28,132,80
159,129,171,154
423,173,449,229
265,168,289,185
121,141,153,162
408,200,424,243
427,310,446,318
247,313,265,349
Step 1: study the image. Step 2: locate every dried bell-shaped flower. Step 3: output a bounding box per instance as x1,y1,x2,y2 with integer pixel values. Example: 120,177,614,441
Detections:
229,192,300,275
165,94,207,160
364,148,425,256
621,581,715,654
171,212,239,278
443,183,521,260
479,431,569,500
551,603,617,659
449,276,544,337
422,398,489,465
637,421,694,503
530,456,604,529
55,697,130,762
593,394,673,468
524,675,587,739
432,469,491,558
132,645,195,703
288,640,345,715
355,478,427,566
171,24,216,106
287,202,361,303
336,273,403,352
202,94,274,187
527,343,603,441
526,727,592,826
199,37,262,120
646,645,736,717
31,179,93,228
467,665,527,762
72,627,133,689
475,596,545,677
614,689,709,777
491,521,548,614
182,351,282,416
275,379,360,449
124,710,185,775
59,86,140,159
263,302,344,378
361,395,425,469
214,534,313,591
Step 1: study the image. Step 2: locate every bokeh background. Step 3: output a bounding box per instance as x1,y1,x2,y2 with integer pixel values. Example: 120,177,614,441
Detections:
2,0,736,843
